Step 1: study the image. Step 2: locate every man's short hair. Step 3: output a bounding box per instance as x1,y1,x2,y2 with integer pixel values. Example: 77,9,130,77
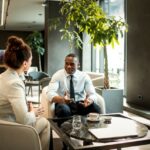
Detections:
66,53,77,58
66,53,79,63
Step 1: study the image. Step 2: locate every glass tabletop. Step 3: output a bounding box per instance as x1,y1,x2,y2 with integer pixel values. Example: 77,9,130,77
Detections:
60,114,148,143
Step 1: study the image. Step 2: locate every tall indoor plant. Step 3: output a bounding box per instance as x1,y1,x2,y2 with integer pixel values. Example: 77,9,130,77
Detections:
51,0,127,89
26,31,45,71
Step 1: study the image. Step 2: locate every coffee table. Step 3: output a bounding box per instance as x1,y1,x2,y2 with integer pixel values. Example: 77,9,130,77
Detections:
49,113,150,150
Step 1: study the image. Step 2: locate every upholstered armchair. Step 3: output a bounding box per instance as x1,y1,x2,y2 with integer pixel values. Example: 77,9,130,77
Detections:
40,71,105,118
86,71,104,87
40,86,106,119
0,120,42,150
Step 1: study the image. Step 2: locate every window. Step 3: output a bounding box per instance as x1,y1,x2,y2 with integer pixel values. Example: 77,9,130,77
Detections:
94,0,125,89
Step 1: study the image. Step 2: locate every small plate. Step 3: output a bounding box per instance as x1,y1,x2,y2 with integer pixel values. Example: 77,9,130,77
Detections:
87,117,100,122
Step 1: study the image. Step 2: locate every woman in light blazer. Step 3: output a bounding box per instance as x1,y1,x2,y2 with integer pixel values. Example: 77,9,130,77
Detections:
0,36,50,150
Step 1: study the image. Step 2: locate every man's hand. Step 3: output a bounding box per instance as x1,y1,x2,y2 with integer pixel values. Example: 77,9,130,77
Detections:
52,92,73,104
64,98,72,104
79,96,93,107
63,91,73,104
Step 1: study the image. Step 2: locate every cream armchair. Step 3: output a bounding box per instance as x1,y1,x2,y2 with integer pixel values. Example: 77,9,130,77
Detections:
0,120,42,150
85,71,104,87
41,86,106,119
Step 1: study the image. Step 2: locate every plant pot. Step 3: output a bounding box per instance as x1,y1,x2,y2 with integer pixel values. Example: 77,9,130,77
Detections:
95,86,123,114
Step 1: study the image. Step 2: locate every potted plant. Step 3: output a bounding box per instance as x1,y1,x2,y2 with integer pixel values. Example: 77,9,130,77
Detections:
26,31,45,71
50,0,127,113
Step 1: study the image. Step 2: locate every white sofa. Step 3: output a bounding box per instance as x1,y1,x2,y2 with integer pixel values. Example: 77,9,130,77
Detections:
0,119,42,150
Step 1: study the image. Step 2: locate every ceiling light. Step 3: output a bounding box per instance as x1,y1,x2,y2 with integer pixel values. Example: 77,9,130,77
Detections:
0,0,5,26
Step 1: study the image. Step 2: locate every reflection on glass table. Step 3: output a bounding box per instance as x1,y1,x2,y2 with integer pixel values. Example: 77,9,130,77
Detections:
49,113,150,150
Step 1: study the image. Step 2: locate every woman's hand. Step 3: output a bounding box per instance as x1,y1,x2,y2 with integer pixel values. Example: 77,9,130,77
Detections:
28,102,45,117
34,106,45,117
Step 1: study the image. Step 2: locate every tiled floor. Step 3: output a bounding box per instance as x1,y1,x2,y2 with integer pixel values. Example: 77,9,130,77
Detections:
28,86,150,150
26,86,39,102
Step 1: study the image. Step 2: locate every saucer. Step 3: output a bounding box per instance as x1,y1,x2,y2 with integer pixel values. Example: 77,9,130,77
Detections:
87,117,100,122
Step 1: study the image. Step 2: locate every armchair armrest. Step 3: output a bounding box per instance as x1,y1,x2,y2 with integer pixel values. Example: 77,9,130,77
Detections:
40,86,55,118
0,120,42,150
96,93,106,114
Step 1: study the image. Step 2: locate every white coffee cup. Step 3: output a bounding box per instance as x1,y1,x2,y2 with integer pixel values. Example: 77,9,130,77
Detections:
103,116,112,123
88,113,100,121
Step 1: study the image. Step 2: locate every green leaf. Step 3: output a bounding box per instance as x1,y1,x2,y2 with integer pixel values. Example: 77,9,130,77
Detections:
49,0,128,88
26,31,45,56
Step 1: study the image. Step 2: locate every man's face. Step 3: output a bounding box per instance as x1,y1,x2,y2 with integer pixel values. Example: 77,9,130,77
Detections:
65,56,79,74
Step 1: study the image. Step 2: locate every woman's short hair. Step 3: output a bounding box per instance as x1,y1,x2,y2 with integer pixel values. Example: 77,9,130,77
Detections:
4,36,32,69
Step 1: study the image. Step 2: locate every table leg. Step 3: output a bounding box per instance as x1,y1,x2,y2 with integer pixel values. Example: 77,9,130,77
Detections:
38,85,40,103
49,128,53,150
27,86,33,96
83,141,93,146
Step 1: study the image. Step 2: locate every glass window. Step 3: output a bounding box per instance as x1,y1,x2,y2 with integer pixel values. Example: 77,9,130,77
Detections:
94,0,125,89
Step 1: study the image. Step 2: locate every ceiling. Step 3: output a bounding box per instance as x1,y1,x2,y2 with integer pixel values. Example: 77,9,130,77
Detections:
0,0,45,31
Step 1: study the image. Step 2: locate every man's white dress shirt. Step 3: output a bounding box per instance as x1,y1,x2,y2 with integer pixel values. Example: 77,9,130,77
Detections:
47,69,97,103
